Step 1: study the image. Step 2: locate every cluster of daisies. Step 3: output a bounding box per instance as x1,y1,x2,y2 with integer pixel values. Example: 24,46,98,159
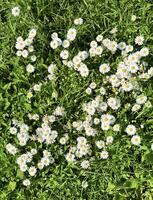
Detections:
48,19,153,166
15,29,37,73
6,14,153,187
6,106,65,186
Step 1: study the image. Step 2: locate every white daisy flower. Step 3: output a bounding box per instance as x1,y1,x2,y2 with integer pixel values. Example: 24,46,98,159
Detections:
131,135,141,145
100,150,109,159
12,7,20,16
99,64,110,74
96,35,103,42
131,15,136,22
74,18,83,25
23,179,31,186
125,125,136,136
26,64,35,73
81,160,90,169
28,166,37,176
135,35,144,45
50,40,59,49
67,28,77,41
60,50,69,60
62,40,70,48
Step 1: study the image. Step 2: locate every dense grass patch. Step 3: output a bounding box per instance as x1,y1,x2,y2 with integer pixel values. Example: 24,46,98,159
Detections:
0,0,153,199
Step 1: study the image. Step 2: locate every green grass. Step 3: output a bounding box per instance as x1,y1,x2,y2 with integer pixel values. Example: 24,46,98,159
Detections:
0,0,153,199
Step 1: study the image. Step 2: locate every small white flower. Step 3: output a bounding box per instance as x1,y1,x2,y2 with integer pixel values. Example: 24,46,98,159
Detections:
51,32,58,40
41,157,50,166
81,160,90,169
113,124,120,132
22,50,29,58
31,149,37,155
93,118,100,125
129,63,139,73
48,64,57,74
12,7,20,16
60,50,69,60
65,153,75,162
59,137,67,145
110,27,118,34
20,164,28,172
31,55,37,62
96,140,105,149
107,97,120,110
132,104,141,112
33,84,42,91
99,64,110,74
95,46,103,55
100,150,109,159
16,50,22,56
135,35,144,45
28,166,37,176
85,87,92,95
67,28,77,41
50,40,58,49
10,127,17,135
96,35,103,42
82,180,88,188
15,41,25,50
118,42,126,50
89,82,96,89
26,64,35,73
131,15,136,22
106,136,113,144
125,45,133,53
25,38,33,46
125,125,136,136
38,162,44,170
90,41,98,48
23,179,31,186
100,87,106,95
29,29,37,38
79,64,89,77
17,36,23,42
74,18,83,25
140,47,149,57
62,40,70,48
151,143,153,151
136,95,147,105
131,135,141,145
28,46,34,52
6,143,17,155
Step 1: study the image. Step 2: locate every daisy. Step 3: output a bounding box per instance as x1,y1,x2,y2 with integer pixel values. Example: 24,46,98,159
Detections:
23,179,31,186
125,125,136,136
28,166,37,176
136,95,147,105
67,28,77,41
96,35,103,42
81,160,90,169
60,50,69,60
140,47,149,57
100,151,109,159
131,15,136,22
99,64,110,74
62,40,70,48
74,18,83,25
12,7,20,16
50,40,58,49
131,135,141,145
96,140,105,149
135,35,144,45
26,64,35,73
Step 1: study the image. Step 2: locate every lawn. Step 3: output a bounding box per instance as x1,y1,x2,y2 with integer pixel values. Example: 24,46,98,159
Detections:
0,0,153,199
